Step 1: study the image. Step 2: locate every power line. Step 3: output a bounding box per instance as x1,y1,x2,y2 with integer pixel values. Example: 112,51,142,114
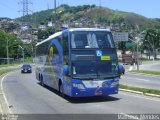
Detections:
0,1,17,11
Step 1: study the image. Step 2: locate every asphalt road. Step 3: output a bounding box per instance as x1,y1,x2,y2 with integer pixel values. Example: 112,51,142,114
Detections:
120,73,160,90
1,70,160,116
126,61,160,72
140,62,160,72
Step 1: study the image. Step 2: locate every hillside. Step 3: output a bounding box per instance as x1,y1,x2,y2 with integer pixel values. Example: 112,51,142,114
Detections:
16,4,160,30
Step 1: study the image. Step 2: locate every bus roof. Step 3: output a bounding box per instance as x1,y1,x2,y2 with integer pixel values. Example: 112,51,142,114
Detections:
36,31,62,46
68,28,111,32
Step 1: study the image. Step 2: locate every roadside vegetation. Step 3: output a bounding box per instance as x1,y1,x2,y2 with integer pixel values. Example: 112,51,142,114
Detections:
0,57,33,68
120,84,160,95
0,70,14,76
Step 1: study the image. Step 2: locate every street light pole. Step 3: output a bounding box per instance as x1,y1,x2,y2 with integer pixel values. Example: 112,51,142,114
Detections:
6,38,9,64
54,0,57,32
135,31,146,71
136,38,139,71
129,31,146,71
19,45,24,63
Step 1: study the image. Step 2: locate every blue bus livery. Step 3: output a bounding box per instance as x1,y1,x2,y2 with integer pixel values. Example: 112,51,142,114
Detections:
35,28,122,97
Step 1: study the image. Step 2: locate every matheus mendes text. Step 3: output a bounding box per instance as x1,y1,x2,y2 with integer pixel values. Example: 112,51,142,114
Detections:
118,114,160,120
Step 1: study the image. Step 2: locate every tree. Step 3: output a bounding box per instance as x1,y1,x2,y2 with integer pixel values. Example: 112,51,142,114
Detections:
144,29,160,59
0,29,23,59
37,27,55,40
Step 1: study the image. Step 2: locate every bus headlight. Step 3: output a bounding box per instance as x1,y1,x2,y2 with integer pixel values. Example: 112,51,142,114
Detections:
73,83,85,90
102,82,108,87
111,81,119,86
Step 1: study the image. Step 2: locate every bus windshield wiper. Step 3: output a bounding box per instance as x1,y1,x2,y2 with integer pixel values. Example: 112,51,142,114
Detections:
99,75,119,79
73,76,97,80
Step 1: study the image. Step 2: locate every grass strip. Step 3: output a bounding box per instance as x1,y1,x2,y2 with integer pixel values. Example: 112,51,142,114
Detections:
0,64,17,68
130,70,160,76
0,70,14,76
120,84,160,95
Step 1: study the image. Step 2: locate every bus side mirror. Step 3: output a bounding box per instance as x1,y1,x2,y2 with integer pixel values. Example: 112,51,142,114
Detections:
63,65,69,76
117,64,123,75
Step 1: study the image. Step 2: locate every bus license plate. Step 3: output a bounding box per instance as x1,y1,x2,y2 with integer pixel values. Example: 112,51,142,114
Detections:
95,91,102,95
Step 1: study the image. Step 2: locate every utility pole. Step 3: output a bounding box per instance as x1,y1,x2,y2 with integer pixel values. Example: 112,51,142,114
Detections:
19,45,24,63
136,37,139,71
18,0,33,44
54,0,57,32
18,0,32,25
135,31,146,71
6,39,9,64
129,31,145,71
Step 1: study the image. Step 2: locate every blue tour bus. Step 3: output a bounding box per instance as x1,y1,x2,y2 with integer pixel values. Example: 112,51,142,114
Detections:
35,28,122,97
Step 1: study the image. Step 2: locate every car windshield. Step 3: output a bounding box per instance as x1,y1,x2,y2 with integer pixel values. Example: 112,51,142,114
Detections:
23,64,31,68
71,31,115,49
72,60,118,80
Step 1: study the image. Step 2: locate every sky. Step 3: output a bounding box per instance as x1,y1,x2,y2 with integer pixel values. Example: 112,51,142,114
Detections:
0,0,160,19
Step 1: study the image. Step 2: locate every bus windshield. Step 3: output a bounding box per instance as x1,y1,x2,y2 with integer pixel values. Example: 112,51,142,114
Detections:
71,31,115,49
72,60,118,80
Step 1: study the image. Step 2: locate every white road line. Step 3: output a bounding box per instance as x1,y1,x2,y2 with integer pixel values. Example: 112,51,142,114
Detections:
0,104,3,115
127,73,160,78
1,74,13,114
122,76,150,82
135,78,149,82
120,92,160,102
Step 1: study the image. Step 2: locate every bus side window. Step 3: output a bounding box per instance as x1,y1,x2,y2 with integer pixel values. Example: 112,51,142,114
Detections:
62,32,69,65
62,32,71,77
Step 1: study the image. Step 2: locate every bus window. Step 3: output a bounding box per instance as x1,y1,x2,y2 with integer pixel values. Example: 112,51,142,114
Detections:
62,32,71,77
71,32,88,48
71,31,115,49
62,32,69,65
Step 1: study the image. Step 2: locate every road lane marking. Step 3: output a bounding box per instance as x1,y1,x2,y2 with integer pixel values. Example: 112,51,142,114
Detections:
1,74,13,114
0,104,2,114
135,78,149,82
120,92,160,102
122,76,150,82
127,73,160,79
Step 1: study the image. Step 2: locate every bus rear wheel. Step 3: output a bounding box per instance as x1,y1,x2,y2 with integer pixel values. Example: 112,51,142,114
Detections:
40,75,44,86
59,84,65,97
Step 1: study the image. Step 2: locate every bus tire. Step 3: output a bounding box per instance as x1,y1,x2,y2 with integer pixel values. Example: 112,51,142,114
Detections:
39,74,41,81
59,81,65,97
40,75,44,86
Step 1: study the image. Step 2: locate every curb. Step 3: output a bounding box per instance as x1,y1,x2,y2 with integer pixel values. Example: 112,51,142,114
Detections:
144,93,160,98
120,88,143,95
119,88,160,98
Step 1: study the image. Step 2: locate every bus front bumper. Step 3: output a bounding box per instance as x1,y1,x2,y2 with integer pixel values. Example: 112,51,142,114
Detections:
71,85,119,97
